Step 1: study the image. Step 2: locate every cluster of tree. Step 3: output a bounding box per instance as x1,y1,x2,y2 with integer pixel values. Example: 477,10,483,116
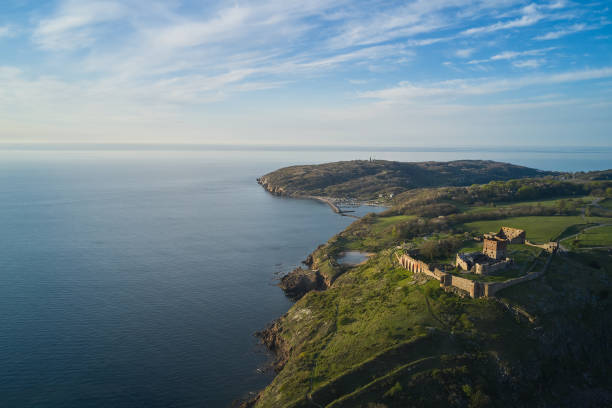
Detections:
459,179,611,204
419,236,463,261
384,204,567,242
385,178,612,218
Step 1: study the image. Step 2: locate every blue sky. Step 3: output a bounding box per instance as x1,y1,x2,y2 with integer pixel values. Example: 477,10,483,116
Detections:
0,0,611,146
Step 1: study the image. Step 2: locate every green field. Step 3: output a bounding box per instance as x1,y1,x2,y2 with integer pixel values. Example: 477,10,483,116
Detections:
371,215,415,233
600,198,612,210
462,196,592,215
462,216,610,242
568,225,612,249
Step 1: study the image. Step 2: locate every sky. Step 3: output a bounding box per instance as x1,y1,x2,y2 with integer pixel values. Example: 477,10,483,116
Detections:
0,0,611,147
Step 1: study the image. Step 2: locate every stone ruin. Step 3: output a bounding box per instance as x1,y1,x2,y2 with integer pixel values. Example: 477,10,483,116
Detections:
455,227,527,275
396,226,558,298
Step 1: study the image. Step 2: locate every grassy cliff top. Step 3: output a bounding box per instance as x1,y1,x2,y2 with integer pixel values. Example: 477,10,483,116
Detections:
258,160,553,200
250,174,612,408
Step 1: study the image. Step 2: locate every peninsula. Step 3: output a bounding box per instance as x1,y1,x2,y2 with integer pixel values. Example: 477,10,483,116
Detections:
245,160,612,408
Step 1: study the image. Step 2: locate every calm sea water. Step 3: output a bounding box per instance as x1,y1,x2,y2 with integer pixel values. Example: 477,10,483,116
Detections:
0,147,609,408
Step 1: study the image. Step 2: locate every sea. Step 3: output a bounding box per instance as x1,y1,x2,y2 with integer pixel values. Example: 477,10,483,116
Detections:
0,146,610,408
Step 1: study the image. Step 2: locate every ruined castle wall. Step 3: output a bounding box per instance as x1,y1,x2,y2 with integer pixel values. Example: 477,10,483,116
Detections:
397,254,482,298
455,254,471,271
474,259,511,275
484,252,554,296
398,250,554,299
525,240,558,253
448,275,478,298
397,254,438,280
484,271,542,297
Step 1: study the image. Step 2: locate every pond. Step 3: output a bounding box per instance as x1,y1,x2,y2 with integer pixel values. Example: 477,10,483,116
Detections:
337,251,372,266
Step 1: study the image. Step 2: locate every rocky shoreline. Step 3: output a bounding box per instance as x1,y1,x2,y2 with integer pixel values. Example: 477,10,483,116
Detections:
278,267,326,300
237,247,333,407
240,180,369,407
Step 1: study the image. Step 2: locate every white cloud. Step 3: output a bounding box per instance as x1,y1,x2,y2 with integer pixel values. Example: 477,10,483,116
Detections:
326,0,525,49
359,67,612,102
33,0,126,50
149,6,251,49
0,25,13,38
455,48,475,58
461,4,543,36
535,23,589,40
468,47,555,64
6,0,610,145
513,59,545,68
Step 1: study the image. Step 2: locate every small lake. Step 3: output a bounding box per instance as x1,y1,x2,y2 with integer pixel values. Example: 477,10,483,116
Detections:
337,251,372,266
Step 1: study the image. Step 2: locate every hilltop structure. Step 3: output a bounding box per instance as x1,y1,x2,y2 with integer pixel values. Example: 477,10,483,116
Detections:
399,226,559,298
485,226,526,244
455,226,527,275
482,237,507,260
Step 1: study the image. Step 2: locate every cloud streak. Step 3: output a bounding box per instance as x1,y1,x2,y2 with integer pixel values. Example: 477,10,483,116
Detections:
0,0,609,144
468,47,555,64
359,67,612,103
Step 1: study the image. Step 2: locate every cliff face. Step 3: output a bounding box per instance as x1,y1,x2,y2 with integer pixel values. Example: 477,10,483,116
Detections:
257,177,288,196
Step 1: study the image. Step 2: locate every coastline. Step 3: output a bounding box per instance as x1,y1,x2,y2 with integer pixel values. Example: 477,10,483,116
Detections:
241,195,382,406
242,178,391,407
244,166,612,407
256,176,387,218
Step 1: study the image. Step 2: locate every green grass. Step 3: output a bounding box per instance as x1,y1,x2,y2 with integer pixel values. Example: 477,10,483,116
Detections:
567,225,612,249
504,196,590,208
451,267,526,282
255,228,612,408
462,196,591,215
254,182,612,407
456,241,482,254
600,198,612,210
556,223,598,241
371,215,416,233
462,215,610,242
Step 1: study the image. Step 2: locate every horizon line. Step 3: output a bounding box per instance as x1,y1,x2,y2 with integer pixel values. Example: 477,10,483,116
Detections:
0,142,611,154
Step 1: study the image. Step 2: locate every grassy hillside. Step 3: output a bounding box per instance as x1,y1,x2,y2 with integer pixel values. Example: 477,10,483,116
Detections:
249,173,612,408
254,248,612,407
257,160,553,200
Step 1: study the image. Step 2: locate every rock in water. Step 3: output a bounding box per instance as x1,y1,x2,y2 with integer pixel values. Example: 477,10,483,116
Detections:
278,267,325,300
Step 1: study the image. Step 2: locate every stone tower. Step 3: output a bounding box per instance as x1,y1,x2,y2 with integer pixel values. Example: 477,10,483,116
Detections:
483,238,507,260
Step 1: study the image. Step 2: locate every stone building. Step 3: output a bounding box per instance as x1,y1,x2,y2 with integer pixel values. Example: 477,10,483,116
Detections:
483,238,507,260
497,227,526,244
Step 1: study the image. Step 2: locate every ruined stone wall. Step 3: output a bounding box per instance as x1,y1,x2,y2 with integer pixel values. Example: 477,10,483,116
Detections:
449,275,479,298
525,240,558,253
397,253,482,297
398,251,554,299
455,254,471,271
474,258,511,275
397,254,434,277
484,270,542,297
484,252,554,296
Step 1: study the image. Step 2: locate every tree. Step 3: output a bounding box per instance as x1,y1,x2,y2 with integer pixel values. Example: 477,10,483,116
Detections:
420,240,438,260
517,185,537,200
557,199,567,214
